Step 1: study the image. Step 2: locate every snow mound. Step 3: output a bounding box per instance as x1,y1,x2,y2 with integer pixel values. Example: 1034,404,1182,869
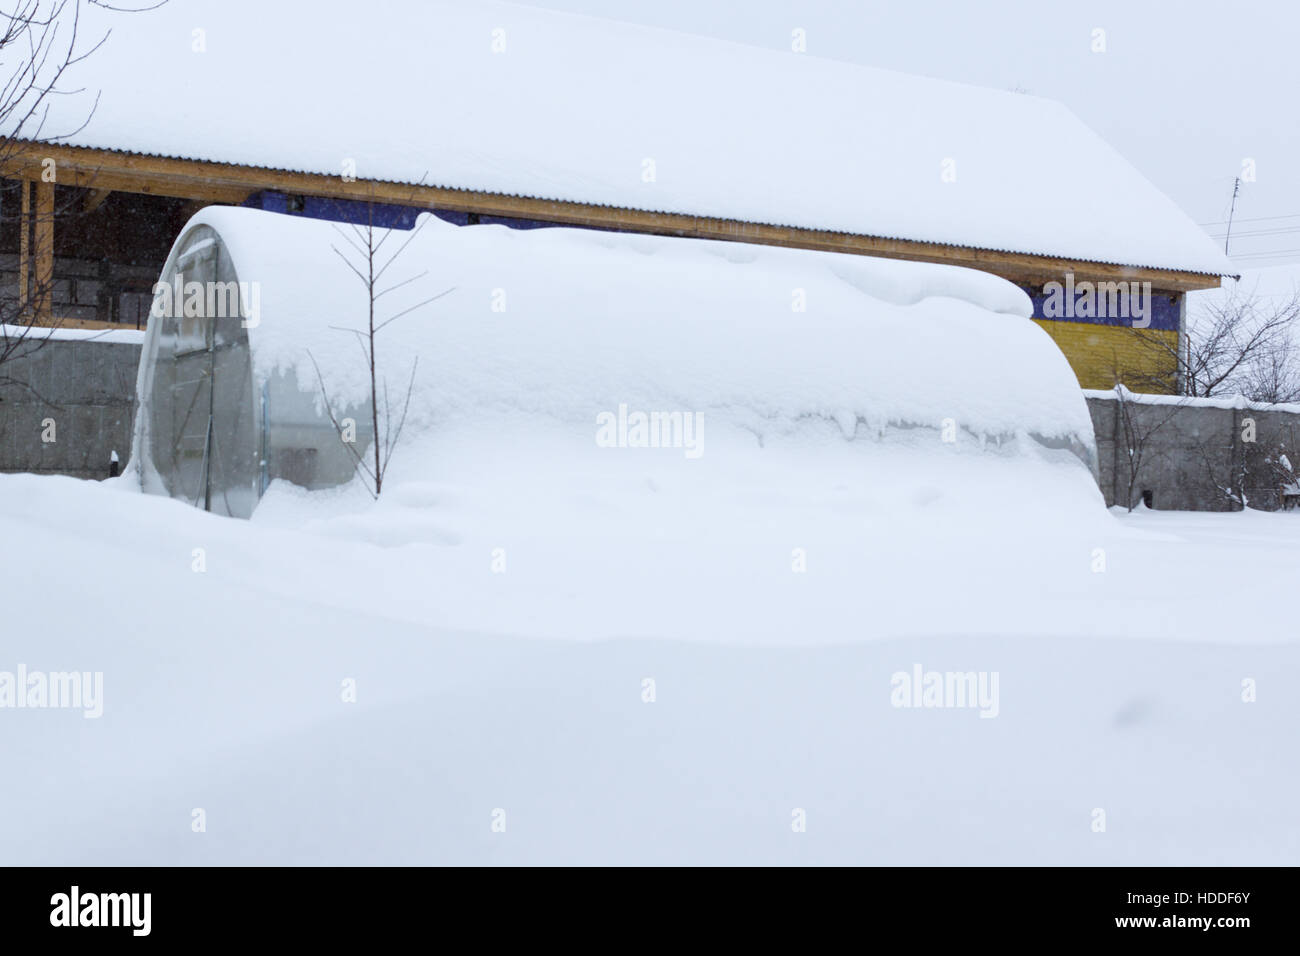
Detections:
158,205,1096,462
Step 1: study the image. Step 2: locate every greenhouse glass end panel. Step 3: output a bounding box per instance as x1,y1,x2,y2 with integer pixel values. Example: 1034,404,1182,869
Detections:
133,219,373,519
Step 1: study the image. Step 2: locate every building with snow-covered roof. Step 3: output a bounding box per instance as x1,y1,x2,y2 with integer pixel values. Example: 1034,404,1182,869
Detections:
3,0,1230,392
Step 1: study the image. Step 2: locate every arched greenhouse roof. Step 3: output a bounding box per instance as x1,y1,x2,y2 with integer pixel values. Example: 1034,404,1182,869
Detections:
132,205,1098,515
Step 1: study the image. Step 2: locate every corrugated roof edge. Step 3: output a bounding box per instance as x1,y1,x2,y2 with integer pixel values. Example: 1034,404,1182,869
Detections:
35,140,1230,280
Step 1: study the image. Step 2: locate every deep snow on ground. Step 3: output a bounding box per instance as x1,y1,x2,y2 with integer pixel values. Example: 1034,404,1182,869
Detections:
3,214,1292,863
0,468,1296,865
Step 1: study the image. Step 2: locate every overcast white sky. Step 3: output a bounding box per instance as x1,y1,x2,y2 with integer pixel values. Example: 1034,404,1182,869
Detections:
519,0,1300,270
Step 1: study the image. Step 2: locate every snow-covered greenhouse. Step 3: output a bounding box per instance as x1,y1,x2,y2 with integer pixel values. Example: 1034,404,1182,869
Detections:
131,205,1100,518
132,210,374,518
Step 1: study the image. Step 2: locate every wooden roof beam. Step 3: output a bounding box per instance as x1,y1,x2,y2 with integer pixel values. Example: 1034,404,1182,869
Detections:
4,141,1225,292
82,187,113,213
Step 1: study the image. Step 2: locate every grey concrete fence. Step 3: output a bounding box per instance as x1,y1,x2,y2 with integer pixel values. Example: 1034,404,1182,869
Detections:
0,335,141,480
1086,388,1300,511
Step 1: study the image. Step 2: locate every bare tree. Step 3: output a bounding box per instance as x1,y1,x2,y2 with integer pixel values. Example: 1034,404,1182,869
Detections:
310,202,453,498
1112,384,1185,512
1239,333,1300,405
1193,427,1249,511
1270,424,1300,510
1121,288,1300,400
1,0,162,387
1197,414,1300,512
1256,421,1300,509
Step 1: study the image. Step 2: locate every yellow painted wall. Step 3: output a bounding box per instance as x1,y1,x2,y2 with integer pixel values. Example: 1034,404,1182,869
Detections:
1032,321,1179,393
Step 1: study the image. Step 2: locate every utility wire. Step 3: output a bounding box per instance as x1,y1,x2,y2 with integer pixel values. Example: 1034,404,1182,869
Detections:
1228,249,1300,260
1208,226,1300,239
1199,212,1300,227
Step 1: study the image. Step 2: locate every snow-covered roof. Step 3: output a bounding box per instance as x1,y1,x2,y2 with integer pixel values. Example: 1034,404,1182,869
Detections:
29,0,1230,279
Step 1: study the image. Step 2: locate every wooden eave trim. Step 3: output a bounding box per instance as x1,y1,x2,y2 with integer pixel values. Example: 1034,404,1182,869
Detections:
2,142,1223,292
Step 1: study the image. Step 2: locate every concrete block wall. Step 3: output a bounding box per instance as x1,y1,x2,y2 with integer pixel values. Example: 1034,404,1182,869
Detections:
1086,391,1300,511
0,337,141,480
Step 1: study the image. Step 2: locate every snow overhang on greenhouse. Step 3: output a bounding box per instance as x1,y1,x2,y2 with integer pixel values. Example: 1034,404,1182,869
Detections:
130,206,1099,518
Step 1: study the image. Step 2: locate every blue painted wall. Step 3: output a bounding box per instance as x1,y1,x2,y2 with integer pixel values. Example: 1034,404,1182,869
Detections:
243,192,608,236
239,184,673,246
242,191,422,230
427,209,630,234
1027,285,1180,331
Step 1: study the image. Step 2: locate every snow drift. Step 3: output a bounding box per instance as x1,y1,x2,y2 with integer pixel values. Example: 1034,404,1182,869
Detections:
1,470,1296,863
132,205,1098,522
